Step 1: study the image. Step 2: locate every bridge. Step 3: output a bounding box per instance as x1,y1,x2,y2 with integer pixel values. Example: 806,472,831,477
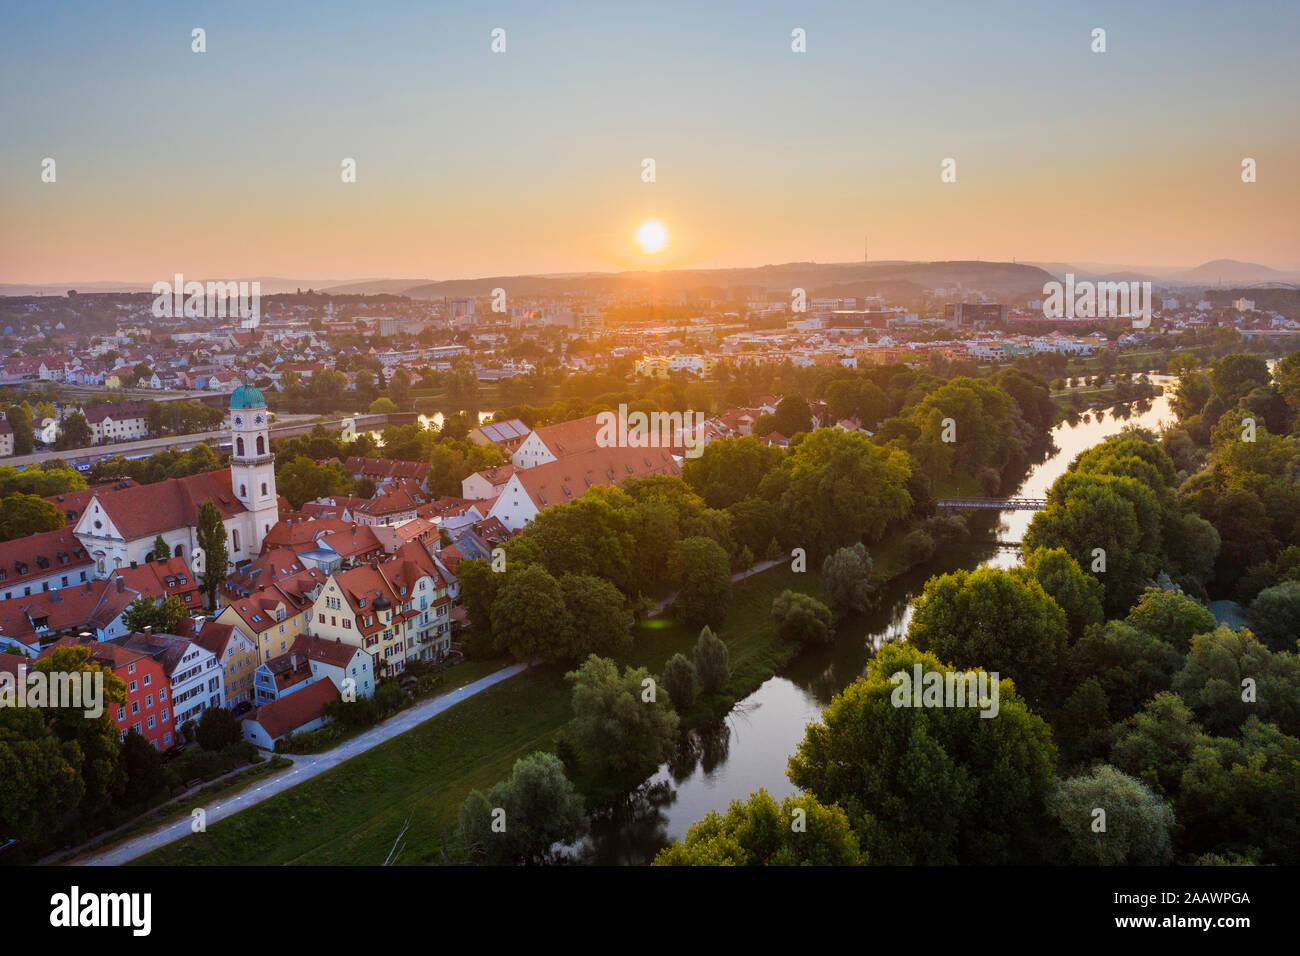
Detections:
936,497,1047,511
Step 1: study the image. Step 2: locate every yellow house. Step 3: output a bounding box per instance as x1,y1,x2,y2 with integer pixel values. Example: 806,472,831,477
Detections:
309,564,407,677
217,568,325,663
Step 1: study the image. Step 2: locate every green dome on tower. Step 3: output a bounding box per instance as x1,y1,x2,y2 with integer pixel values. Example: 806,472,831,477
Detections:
229,384,266,409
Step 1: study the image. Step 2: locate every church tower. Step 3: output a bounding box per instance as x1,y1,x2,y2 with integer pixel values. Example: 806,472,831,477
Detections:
229,383,278,553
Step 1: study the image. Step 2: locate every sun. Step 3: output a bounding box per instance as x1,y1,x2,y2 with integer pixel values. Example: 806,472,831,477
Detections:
636,219,669,255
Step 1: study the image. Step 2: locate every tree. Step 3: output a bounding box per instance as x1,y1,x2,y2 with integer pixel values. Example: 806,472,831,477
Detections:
1173,625,1300,736
753,394,812,438
368,396,398,414
1125,586,1217,653
653,789,863,865
1046,765,1176,865
196,707,242,751
276,455,355,510
670,536,731,628
1248,581,1300,652
388,368,412,408
1024,472,1164,615
55,410,93,450
0,711,86,841
457,751,586,865
693,626,731,697
122,594,187,635
906,566,1069,710
662,653,697,712
1054,676,1113,768
1109,692,1206,797
787,642,1058,865
681,437,783,509
760,429,911,559
490,564,569,660
196,499,229,610
1210,353,1271,406
565,655,679,778
1274,349,1300,418
151,534,170,562
1019,547,1103,641
4,404,34,455
1068,621,1183,722
772,590,834,645
557,573,632,660
26,646,128,818
821,543,874,615
121,729,168,805
0,492,65,542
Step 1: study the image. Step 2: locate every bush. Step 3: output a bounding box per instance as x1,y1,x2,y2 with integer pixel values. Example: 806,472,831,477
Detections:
772,590,834,645
693,626,731,696
821,543,874,615
662,653,698,711
901,528,935,565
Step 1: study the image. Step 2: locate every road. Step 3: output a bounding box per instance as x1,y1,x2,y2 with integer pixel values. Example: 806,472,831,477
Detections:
72,661,528,866
5,413,322,469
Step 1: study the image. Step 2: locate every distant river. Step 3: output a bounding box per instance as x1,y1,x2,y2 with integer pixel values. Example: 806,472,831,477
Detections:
576,385,1177,864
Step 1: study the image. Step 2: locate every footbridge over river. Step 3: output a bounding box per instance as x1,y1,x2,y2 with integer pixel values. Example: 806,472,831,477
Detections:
936,497,1047,511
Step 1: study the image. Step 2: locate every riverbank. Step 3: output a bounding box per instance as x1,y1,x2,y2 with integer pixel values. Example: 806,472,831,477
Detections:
129,533,928,865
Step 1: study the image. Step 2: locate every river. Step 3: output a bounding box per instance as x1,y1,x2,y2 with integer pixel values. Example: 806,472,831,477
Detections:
576,385,1177,865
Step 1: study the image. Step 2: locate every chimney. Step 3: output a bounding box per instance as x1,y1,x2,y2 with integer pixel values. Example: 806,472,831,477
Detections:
115,578,124,593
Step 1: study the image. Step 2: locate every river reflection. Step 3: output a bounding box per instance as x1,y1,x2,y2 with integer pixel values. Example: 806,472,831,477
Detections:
576,387,1177,864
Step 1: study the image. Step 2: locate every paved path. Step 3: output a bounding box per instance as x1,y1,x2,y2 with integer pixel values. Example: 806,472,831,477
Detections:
647,559,783,617
73,662,528,866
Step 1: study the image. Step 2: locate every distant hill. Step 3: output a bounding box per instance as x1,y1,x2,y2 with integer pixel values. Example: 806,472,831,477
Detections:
401,260,1057,302
1180,259,1289,283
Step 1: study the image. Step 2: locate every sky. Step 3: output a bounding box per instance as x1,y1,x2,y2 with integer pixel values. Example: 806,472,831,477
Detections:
1,0,1298,285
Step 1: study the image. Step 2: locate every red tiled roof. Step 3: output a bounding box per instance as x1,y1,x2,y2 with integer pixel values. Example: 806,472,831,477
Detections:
247,677,338,740
290,631,362,668
0,579,135,647
0,527,91,586
511,444,681,512
86,468,246,540
528,414,605,458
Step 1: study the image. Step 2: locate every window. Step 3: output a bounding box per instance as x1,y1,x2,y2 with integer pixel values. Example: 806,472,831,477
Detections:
143,674,151,686
117,707,125,721
147,716,155,729
261,482,268,496
256,435,266,455
231,529,240,552
236,436,245,456
159,689,166,701
145,694,153,707
129,680,137,692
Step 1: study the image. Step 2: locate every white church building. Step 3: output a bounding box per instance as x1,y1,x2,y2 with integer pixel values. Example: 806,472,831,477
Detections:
73,385,280,578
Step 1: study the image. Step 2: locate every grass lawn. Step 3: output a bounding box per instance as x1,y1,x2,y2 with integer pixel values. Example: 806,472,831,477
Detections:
131,562,836,866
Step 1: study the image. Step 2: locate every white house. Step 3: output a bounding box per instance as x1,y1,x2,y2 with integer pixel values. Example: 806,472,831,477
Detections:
116,631,224,732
